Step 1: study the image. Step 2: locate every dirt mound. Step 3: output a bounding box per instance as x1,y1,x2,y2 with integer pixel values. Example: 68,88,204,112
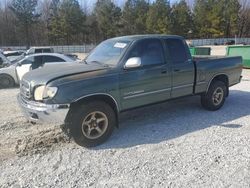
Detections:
15,127,70,157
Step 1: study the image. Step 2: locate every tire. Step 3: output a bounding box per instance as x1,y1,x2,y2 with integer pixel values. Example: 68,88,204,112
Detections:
201,81,227,111
0,74,15,88
67,101,116,147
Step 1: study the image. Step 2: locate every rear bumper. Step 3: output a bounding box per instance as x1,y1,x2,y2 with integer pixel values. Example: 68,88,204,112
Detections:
17,94,70,124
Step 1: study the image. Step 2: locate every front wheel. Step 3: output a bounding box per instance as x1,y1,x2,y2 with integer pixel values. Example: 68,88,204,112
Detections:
67,101,116,147
0,74,15,88
201,81,227,111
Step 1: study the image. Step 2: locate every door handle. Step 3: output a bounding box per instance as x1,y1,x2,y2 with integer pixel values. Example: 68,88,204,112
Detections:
174,69,180,72
161,70,167,74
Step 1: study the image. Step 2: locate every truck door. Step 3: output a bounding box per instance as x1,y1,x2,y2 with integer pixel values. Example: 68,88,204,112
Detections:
119,38,172,110
164,38,195,98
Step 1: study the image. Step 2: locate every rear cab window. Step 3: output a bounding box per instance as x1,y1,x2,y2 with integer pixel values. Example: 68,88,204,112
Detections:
164,39,189,64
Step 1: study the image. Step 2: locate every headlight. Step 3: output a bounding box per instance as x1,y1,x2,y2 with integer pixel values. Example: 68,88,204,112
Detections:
34,85,45,101
43,86,58,99
34,86,58,101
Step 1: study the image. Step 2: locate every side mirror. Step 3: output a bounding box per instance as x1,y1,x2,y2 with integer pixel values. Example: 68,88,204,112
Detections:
124,57,141,69
17,62,22,66
0,58,3,65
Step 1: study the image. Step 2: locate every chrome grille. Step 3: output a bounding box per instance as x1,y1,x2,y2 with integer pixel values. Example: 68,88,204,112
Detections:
20,79,31,99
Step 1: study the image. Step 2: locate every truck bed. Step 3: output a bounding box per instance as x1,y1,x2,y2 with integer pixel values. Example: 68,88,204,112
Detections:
193,56,243,94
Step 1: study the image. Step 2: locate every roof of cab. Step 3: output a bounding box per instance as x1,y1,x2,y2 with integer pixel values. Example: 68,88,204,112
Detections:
109,34,184,41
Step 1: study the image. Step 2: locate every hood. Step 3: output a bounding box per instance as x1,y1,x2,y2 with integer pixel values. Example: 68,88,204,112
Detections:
22,62,108,86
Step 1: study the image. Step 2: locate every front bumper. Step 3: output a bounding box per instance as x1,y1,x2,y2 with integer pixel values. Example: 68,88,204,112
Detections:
17,94,70,125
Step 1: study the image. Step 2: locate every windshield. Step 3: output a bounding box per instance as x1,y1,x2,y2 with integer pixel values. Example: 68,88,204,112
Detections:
85,39,131,66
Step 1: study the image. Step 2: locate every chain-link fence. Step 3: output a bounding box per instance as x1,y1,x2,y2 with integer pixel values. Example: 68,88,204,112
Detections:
0,44,96,53
2,38,250,51
190,38,250,46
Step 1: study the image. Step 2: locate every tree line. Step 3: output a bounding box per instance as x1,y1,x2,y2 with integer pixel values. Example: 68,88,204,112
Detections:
0,0,250,47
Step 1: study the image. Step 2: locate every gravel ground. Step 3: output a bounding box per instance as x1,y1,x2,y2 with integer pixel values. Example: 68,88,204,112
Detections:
0,70,250,187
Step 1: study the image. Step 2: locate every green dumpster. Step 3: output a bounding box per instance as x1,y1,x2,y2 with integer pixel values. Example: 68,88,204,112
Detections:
189,47,195,55
227,46,250,68
189,47,211,56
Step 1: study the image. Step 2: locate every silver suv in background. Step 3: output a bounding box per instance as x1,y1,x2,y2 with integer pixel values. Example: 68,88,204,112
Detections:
26,47,54,55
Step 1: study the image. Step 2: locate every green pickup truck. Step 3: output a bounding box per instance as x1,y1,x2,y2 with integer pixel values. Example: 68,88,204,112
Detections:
18,35,243,147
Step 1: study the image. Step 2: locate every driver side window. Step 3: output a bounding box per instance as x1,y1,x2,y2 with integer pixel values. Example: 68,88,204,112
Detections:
127,39,165,66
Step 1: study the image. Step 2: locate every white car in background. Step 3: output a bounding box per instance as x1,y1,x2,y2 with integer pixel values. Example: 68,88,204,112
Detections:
0,53,76,88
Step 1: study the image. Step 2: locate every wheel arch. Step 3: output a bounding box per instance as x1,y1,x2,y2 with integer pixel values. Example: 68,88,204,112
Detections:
68,93,120,127
206,74,229,96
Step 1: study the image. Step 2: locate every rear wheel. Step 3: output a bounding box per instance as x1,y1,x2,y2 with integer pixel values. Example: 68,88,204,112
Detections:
201,81,227,111
0,75,15,88
67,101,116,147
